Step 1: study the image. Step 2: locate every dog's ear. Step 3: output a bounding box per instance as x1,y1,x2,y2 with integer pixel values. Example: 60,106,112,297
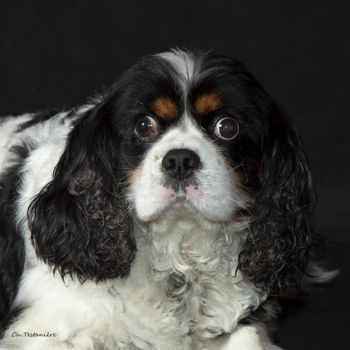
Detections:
239,107,317,295
29,99,136,282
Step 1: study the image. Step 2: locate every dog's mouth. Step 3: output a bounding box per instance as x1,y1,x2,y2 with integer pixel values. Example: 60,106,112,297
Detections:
162,177,203,203
143,182,216,222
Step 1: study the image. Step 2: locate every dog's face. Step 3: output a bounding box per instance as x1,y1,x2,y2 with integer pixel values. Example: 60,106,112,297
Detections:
109,51,264,224
29,50,316,294
130,117,243,223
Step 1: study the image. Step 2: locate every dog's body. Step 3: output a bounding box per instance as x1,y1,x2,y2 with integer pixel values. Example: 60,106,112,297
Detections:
0,50,325,349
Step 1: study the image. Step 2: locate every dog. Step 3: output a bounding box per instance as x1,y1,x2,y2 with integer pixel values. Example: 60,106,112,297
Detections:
0,49,331,349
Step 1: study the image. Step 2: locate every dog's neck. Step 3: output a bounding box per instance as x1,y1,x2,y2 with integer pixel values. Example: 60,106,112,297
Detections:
134,201,248,278
131,202,262,340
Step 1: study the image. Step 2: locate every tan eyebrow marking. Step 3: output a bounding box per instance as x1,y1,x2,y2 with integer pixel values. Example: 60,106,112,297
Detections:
194,92,223,115
150,97,178,119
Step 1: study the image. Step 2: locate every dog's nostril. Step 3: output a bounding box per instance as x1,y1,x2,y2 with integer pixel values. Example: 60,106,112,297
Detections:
185,156,198,169
162,149,200,180
163,157,175,171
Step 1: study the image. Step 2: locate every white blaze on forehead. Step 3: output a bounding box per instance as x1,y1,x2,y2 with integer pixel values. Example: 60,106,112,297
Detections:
157,49,197,94
129,117,245,222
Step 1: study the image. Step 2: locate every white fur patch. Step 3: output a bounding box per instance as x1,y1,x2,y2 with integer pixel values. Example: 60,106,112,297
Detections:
221,326,282,350
157,49,196,95
0,114,32,172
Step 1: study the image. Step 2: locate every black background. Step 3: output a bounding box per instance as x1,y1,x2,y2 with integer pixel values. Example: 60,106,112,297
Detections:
0,1,348,348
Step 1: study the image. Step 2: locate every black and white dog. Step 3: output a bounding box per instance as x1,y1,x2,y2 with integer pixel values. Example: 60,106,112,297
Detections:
0,49,330,349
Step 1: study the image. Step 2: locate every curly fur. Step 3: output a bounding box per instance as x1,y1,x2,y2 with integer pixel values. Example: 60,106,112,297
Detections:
28,102,135,282
238,107,317,295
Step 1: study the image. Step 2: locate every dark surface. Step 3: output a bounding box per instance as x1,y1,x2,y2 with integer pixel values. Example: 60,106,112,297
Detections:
0,1,348,348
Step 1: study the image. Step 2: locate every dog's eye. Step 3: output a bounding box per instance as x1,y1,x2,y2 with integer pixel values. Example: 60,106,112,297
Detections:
135,116,159,139
214,117,239,140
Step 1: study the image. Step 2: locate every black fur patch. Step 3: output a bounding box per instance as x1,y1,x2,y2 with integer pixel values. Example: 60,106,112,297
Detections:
28,103,136,282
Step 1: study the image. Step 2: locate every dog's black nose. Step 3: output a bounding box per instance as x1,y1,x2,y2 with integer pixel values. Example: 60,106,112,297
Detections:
162,149,200,180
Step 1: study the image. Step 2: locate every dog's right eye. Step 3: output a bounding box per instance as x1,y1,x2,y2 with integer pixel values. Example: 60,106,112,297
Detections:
135,116,159,140
214,117,239,141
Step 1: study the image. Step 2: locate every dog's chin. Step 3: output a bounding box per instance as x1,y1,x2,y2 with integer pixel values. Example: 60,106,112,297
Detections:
136,189,234,225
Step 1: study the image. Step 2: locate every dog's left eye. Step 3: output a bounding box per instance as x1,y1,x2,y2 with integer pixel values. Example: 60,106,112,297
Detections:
214,117,239,140
135,116,159,139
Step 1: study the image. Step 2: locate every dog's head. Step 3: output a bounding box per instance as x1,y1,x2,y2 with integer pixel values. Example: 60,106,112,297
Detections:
29,49,316,294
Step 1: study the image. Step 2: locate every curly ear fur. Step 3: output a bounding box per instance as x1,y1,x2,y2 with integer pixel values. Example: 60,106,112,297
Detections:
239,107,317,295
29,101,136,282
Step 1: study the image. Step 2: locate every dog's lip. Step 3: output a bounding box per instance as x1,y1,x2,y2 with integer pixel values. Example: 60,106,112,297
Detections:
156,185,210,217
137,187,193,222
162,185,198,204
164,189,187,205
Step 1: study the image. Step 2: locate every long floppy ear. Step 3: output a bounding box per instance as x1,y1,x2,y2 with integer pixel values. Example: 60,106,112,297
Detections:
29,100,135,282
239,107,317,295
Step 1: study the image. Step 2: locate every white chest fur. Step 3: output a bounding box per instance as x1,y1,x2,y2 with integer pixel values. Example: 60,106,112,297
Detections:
116,205,264,348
